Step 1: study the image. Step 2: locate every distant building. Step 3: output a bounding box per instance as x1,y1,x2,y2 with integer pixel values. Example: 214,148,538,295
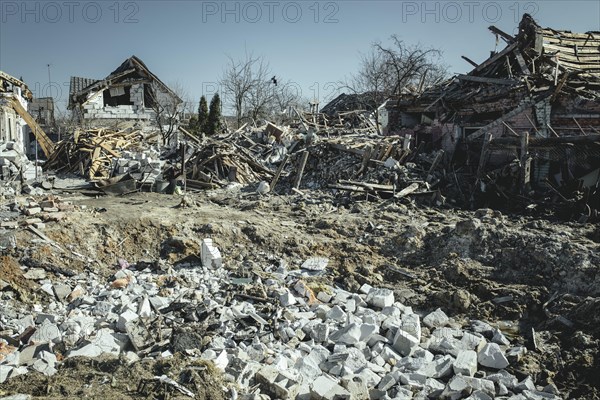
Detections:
29,97,55,128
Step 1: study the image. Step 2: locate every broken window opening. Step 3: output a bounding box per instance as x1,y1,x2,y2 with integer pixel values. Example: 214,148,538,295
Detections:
103,85,134,107
144,84,157,109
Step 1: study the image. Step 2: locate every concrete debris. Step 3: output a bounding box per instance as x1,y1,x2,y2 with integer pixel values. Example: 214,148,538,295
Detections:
478,343,510,370
300,257,328,271
0,239,548,399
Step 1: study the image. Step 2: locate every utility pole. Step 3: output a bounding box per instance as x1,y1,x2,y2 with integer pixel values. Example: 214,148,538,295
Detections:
47,64,52,98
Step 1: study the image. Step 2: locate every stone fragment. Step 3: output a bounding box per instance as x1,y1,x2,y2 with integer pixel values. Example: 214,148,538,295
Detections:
401,313,421,339
256,181,270,195
359,283,373,294
330,323,362,345
465,391,493,400
342,377,369,399
138,296,153,318
25,207,41,216
442,375,469,398
279,289,297,306
201,238,222,269
366,288,394,308
53,283,71,300
416,355,455,379
477,343,509,369
453,349,478,377
377,373,397,391
515,376,537,392
301,257,328,271
423,308,449,328
392,329,419,356
310,375,351,400
317,291,332,303
23,268,46,280
0,365,13,383
492,328,510,345
506,346,527,363
29,322,61,344
309,323,330,343
116,310,139,332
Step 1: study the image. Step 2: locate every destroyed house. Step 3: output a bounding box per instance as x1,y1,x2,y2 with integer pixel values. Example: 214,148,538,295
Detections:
0,71,33,155
386,14,600,202
68,56,182,128
321,92,384,116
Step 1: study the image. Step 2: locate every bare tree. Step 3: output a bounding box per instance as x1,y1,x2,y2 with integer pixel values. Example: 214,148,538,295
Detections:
245,57,275,122
272,79,303,114
221,53,290,126
221,53,259,126
374,35,447,95
341,36,448,132
148,81,184,144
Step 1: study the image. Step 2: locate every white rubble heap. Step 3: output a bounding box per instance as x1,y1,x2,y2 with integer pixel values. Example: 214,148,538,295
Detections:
0,143,42,183
112,148,164,184
0,240,561,400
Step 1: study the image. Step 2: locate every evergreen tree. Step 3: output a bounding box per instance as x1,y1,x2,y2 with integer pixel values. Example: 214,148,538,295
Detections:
206,94,222,135
187,115,198,132
197,96,209,133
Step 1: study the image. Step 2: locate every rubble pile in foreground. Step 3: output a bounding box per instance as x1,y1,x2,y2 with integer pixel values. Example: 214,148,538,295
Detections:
0,240,561,399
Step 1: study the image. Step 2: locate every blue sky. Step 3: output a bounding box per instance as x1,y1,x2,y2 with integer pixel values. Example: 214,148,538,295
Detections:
1,0,599,115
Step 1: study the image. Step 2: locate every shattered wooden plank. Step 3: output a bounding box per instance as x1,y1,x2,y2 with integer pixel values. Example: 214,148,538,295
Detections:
461,55,479,68
270,155,289,190
292,151,309,190
457,75,519,85
488,25,515,43
513,50,531,75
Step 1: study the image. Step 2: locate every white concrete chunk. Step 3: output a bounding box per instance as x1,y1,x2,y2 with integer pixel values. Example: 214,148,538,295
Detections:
366,288,394,308
477,343,509,369
331,323,362,345
116,310,139,332
453,350,478,377
301,257,328,271
201,238,222,269
392,329,420,356
310,375,351,400
423,308,449,328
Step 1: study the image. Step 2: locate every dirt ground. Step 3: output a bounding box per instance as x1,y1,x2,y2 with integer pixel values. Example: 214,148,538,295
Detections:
1,188,599,399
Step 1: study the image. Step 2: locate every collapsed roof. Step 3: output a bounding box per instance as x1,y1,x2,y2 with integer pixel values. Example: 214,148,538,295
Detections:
396,14,600,119
68,55,182,110
0,70,32,101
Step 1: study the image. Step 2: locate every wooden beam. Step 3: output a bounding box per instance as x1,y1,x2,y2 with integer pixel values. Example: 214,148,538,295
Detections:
513,50,531,75
520,132,530,194
292,151,309,190
270,155,289,190
477,132,493,179
489,134,600,146
461,55,479,67
457,75,518,85
473,42,519,73
501,121,520,137
488,25,515,43
572,117,588,136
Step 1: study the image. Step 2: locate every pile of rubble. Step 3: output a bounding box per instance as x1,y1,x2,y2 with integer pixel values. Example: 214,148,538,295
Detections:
45,126,153,181
0,142,42,187
0,240,561,399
